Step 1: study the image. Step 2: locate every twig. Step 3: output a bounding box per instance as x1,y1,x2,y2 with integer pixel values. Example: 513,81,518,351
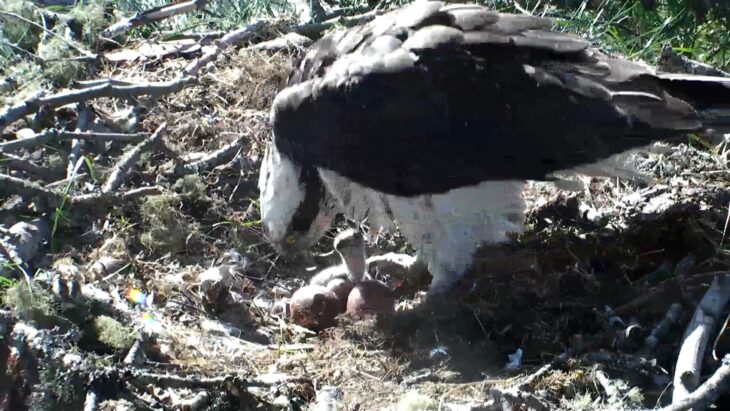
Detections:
645,303,684,350
0,77,195,131
170,134,246,176
0,173,63,205
184,20,268,76
45,173,87,190
123,340,146,366
672,273,730,404
67,104,91,179
102,123,166,193
74,79,136,89
713,311,730,361
103,0,208,38
70,186,163,207
0,129,148,152
517,353,568,391
0,152,60,181
292,9,382,38
654,355,730,411
127,371,241,389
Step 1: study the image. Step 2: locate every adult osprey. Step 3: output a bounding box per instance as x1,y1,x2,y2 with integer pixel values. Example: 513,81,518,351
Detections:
258,1,730,294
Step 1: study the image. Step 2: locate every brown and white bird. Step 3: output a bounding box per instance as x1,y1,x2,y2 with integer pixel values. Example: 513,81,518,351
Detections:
258,1,730,295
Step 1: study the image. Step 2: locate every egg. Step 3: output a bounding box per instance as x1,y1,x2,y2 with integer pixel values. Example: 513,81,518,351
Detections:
289,285,342,331
346,280,395,318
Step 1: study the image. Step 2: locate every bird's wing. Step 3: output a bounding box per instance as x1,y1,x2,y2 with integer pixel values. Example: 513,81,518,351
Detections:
271,1,714,197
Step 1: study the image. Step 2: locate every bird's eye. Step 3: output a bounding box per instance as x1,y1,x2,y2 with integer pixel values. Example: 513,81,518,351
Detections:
286,235,297,245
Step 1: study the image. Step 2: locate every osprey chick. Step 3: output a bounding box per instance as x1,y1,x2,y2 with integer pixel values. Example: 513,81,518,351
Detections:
258,1,730,294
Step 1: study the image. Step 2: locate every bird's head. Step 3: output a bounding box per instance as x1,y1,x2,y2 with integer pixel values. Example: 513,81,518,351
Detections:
258,141,339,256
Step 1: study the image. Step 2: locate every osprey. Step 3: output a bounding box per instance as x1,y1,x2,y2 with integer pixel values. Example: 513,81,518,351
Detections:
258,1,730,294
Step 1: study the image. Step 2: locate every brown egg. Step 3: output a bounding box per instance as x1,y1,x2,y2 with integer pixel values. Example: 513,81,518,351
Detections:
325,278,354,310
289,285,342,331
346,280,395,318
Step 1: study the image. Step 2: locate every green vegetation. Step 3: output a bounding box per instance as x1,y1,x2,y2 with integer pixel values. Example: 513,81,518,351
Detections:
93,315,138,350
140,194,191,254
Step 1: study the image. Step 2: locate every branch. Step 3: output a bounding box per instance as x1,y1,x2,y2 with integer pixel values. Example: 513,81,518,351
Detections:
292,9,382,38
71,186,163,206
0,129,148,152
102,123,167,193
67,104,91,179
656,355,730,411
0,77,195,131
184,20,268,76
673,273,730,404
0,152,60,181
103,0,208,38
0,173,63,205
170,134,246,176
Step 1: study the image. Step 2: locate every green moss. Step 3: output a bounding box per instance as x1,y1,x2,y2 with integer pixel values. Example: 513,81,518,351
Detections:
38,36,83,86
140,194,189,254
3,281,58,321
69,0,108,44
172,174,209,203
93,315,138,350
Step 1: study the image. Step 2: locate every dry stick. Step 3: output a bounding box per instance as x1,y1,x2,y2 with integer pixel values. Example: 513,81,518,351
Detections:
292,8,383,37
1,174,160,209
0,173,63,205
103,0,208,38
67,104,91,179
71,186,162,206
0,130,149,152
45,173,87,190
517,352,568,391
0,152,59,181
654,355,730,411
172,134,246,176
102,123,167,193
184,20,268,76
645,303,684,351
672,273,730,404
127,371,239,389
0,77,195,131
74,79,136,89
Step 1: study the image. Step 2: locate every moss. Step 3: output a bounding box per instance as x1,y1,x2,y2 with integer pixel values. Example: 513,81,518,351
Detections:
93,315,137,351
3,281,58,321
140,194,189,254
69,0,108,44
172,174,209,204
37,36,83,86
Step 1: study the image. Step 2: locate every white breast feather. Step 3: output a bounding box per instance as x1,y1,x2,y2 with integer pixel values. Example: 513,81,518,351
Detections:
318,169,527,292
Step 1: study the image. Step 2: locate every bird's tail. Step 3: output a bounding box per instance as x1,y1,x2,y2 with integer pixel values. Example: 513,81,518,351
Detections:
655,73,730,132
